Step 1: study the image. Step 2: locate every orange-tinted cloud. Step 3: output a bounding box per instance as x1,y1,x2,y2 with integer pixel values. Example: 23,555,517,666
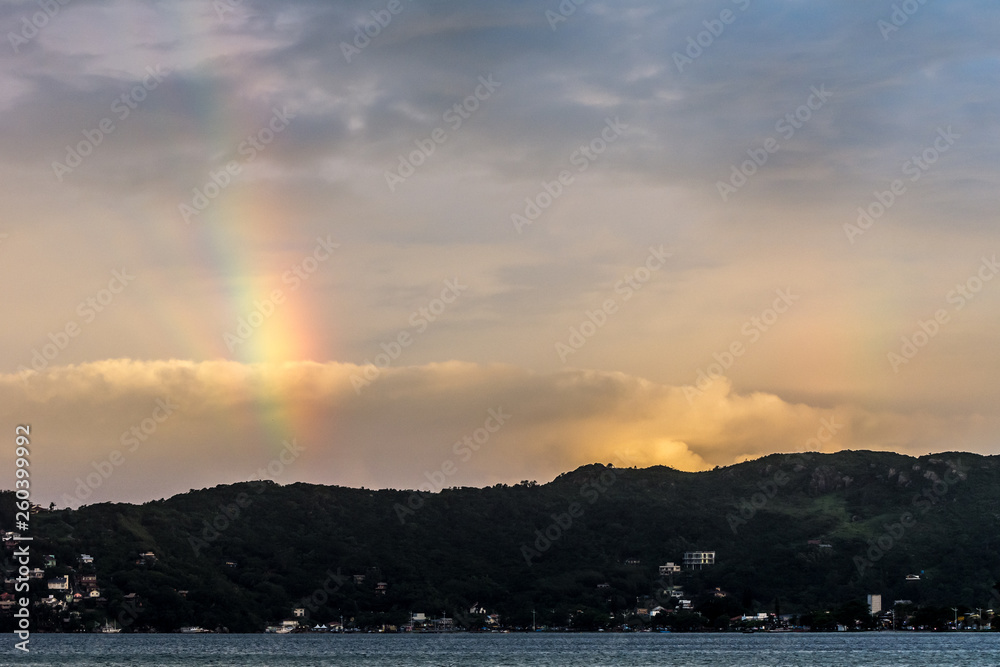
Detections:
2,359,992,507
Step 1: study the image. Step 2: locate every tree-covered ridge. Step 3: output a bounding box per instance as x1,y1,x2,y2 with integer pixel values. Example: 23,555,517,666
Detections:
3,450,999,632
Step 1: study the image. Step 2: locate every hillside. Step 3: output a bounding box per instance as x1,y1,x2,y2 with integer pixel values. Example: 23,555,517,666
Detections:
3,450,1000,631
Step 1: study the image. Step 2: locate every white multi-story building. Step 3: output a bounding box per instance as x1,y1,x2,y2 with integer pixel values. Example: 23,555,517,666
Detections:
682,551,715,570
658,562,681,575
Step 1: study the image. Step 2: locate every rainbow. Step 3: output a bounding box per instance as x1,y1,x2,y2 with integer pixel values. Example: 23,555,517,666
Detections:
146,2,328,462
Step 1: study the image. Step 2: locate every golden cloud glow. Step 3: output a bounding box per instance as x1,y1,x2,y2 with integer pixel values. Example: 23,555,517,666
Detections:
1,359,993,507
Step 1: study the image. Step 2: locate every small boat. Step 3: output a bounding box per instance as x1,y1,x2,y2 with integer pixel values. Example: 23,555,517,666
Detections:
179,626,211,633
265,624,296,634
100,620,121,633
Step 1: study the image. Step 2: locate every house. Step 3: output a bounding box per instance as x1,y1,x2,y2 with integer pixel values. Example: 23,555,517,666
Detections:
353,574,366,585
293,608,306,618
140,551,157,562
0,593,14,610
80,575,98,590
906,574,921,581
624,558,641,566
376,582,388,594
431,617,453,631
88,589,101,599
658,562,681,575
29,568,45,580
41,595,64,608
44,555,57,568
682,551,715,570
47,575,70,591
79,554,94,565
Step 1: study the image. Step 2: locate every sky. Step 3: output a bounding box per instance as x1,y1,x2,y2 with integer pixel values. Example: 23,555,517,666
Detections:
1,0,999,507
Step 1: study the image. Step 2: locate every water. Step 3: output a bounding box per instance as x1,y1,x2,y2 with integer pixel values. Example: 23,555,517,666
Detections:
3,632,1000,666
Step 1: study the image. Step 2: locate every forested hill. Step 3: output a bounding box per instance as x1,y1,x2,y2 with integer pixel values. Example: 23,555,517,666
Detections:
4,450,1000,632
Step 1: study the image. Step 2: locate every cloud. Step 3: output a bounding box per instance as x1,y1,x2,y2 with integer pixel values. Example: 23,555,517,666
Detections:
1,0,1000,507
3,359,993,507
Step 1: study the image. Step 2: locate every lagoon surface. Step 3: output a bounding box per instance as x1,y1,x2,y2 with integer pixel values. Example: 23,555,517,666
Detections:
4,633,1000,666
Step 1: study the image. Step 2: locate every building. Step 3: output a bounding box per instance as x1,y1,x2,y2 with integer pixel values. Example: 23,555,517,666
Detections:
658,562,681,575
683,551,716,570
868,594,882,614
47,575,70,591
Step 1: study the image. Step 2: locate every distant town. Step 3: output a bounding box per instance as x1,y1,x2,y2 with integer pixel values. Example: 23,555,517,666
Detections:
2,525,991,634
